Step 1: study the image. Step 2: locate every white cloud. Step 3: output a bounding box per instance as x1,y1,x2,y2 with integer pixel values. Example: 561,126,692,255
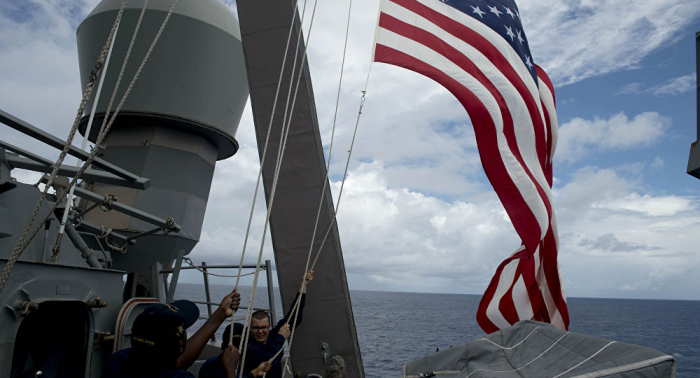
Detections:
556,112,671,163
520,0,700,85
651,156,664,168
330,161,521,292
553,166,700,299
617,73,697,97
594,193,696,217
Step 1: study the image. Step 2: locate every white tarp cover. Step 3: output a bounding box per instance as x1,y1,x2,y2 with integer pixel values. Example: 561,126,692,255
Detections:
403,320,676,378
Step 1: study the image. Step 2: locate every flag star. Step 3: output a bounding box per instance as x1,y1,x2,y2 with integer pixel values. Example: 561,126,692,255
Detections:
505,26,516,41
471,6,486,18
515,9,520,19
516,29,524,44
504,7,516,19
525,55,533,69
488,5,502,17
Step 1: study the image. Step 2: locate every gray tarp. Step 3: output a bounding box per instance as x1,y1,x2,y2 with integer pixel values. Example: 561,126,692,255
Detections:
403,320,675,378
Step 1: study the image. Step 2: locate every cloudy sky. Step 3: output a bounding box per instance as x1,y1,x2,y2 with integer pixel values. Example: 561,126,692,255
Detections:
1,0,699,301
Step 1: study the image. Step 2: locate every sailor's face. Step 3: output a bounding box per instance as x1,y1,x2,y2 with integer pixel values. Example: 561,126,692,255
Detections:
250,318,271,343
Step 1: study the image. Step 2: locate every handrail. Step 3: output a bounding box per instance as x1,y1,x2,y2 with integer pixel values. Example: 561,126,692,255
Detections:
159,259,278,341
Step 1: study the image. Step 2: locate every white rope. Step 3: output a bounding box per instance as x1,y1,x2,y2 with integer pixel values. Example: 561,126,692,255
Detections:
249,0,328,375
278,0,361,374
51,0,157,260
0,0,129,294
465,332,570,378
552,341,616,378
233,0,310,297
303,0,354,276
55,14,122,254
310,63,373,271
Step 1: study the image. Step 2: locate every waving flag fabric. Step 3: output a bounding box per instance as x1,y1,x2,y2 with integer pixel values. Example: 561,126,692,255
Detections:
371,0,569,333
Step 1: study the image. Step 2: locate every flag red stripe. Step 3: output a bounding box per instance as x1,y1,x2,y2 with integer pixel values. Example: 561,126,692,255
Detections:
540,100,554,186
541,226,569,327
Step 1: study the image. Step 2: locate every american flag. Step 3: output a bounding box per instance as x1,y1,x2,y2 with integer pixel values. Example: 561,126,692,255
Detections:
372,0,569,333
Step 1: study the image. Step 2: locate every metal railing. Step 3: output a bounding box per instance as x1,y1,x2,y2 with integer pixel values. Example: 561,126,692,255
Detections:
159,256,277,341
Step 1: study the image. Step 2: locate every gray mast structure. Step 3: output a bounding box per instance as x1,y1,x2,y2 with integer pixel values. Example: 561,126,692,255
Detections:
0,0,249,376
688,31,700,180
237,1,365,376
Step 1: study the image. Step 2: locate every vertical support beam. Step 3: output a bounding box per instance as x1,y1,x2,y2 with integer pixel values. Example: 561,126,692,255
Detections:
202,261,215,341
265,259,277,325
237,2,364,376
166,250,185,303
688,31,700,179
128,272,138,299
152,262,164,302
695,31,699,141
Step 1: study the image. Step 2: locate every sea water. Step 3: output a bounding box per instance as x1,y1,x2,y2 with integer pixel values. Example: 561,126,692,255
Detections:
174,284,700,377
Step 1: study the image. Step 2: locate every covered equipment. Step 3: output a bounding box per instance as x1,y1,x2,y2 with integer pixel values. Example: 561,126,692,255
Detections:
403,320,675,378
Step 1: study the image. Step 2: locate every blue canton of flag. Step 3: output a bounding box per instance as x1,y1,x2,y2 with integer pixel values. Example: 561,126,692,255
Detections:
439,0,537,85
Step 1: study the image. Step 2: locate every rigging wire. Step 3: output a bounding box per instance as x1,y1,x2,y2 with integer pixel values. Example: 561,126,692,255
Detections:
53,15,123,258
0,0,130,294
0,0,180,293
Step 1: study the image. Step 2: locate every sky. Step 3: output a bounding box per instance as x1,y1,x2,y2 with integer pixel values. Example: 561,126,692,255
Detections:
1,0,699,301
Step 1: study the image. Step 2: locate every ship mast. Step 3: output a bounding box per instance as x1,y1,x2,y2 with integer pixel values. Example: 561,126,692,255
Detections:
237,1,365,376
688,31,700,179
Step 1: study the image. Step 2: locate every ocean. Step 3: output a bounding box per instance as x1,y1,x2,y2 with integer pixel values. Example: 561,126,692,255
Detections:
174,283,700,377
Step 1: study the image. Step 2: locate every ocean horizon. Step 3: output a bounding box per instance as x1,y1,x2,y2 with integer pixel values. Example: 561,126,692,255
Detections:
175,283,700,377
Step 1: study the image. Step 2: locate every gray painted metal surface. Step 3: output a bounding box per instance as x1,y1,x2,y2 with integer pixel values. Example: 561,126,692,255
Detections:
81,126,216,273
76,0,249,160
0,256,124,377
237,1,364,376
0,183,89,267
5,154,149,190
403,321,676,378
0,109,148,185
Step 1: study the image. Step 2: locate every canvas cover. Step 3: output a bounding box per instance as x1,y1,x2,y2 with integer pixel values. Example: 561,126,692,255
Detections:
403,320,675,378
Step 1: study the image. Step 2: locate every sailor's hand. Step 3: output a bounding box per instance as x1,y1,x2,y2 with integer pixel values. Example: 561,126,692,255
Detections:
304,270,314,285
279,323,291,339
219,288,240,317
252,361,272,377
222,343,241,373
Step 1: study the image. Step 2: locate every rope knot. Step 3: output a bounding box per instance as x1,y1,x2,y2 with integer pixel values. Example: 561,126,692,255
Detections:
99,194,118,212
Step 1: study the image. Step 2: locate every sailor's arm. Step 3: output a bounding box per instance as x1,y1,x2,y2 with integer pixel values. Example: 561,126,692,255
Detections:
176,288,240,369
273,270,313,331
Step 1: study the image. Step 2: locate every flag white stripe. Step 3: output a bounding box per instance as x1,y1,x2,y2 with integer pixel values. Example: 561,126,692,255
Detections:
513,275,535,320
377,22,550,235
384,1,553,239
486,256,520,329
